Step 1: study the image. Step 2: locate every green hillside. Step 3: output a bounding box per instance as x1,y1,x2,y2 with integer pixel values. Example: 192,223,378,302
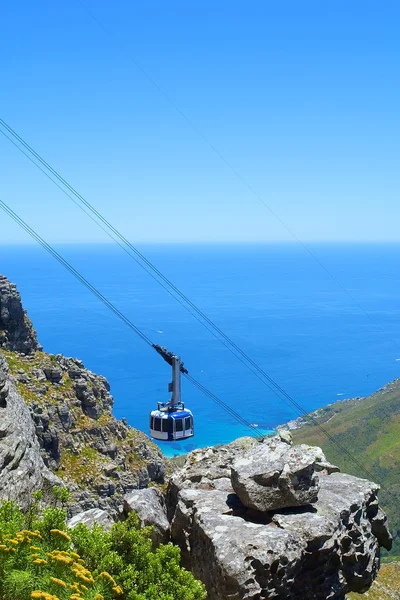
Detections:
348,562,400,600
291,378,400,556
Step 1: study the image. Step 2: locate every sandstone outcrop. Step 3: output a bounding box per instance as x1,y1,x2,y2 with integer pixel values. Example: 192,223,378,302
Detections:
0,275,40,353
166,438,392,600
231,436,320,511
0,352,59,508
0,273,166,518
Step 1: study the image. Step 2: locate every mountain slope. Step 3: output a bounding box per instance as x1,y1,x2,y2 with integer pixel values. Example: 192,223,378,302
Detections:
0,273,166,517
290,379,400,555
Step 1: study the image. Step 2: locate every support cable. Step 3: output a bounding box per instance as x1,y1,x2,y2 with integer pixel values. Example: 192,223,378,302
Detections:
0,198,263,439
0,127,398,499
73,0,400,354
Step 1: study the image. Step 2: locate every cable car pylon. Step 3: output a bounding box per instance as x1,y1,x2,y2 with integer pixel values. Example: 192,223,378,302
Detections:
149,345,194,441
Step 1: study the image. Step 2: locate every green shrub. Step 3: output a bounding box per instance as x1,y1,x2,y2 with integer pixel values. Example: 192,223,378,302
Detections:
0,498,206,600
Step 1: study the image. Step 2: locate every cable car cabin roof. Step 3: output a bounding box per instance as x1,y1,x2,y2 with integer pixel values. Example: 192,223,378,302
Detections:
150,408,192,419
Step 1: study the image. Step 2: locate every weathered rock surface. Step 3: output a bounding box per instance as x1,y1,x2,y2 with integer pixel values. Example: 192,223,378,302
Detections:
0,352,59,507
67,508,114,532
0,275,40,354
231,437,320,511
167,439,392,600
124,488,170,547
0,274,167,518
4,349,167,517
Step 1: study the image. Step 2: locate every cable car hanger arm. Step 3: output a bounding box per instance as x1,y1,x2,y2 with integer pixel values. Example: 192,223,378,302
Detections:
152,343,189,374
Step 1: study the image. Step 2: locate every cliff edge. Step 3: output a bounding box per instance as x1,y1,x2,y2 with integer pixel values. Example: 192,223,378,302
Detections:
0,273,166,517
0,273,393,600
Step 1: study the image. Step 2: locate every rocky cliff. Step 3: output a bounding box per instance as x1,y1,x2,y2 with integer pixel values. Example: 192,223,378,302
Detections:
0,351,58,508
0,273,393,600
0,274,40,353
164,435,392,600
0,274,166,517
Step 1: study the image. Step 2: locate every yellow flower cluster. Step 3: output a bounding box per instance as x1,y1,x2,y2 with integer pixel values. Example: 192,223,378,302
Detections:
47,550,74,566
2,527,125,600
98,572,117,586
0,542,15,553
71,562,95,585
31,592,60,600
50,529,71,543
50,577,67,589
112,586,123,596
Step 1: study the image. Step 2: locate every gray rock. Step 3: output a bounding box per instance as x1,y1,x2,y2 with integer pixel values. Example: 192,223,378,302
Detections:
124,487,170,547
278,428,293,445
231,437,320,511
167,441,391,600
0,352,59,508
43,367,63,383
0,275,41,354
67,508,114,532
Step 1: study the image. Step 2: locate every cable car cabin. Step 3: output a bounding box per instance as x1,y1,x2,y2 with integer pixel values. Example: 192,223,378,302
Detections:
149,348,194,442
150,403,194,441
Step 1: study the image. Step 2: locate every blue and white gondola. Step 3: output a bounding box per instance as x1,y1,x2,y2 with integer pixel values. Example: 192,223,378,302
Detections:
149,345,194,442
150,402,194,441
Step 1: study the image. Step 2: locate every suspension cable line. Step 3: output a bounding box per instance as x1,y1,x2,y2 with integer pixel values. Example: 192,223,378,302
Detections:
1,123,399,501
73,0,400,355
1,198,398,503
0,198,263,440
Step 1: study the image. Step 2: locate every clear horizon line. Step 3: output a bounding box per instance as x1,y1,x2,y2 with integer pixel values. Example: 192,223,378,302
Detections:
1,239,400,246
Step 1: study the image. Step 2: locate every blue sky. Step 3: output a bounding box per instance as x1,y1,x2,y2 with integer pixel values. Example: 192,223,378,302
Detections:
1,0,399,243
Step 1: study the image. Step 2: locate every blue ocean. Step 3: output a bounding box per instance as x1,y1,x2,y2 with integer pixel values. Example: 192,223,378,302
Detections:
1,243,400,457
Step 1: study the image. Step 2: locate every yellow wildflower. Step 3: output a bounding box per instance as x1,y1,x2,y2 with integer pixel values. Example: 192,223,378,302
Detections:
112,586,123,596
51,555,73,565
94,595,104,600
75,573,94,584
50,578,67,589
98,572,116,585
31,591,44,599
70,551,80,559
79,585,88,592
7,539,19,546
50,529,71,542
33,559,48,565
30,545,41,551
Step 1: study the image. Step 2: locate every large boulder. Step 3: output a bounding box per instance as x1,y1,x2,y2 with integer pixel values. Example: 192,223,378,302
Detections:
124,487,170,547
231,437,320,511
167,438,392,600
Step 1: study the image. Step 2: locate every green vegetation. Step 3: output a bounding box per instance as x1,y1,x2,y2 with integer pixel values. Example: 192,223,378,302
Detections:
291,379,400,555
348,562,400,599
0,497,206,600
2,351,74,408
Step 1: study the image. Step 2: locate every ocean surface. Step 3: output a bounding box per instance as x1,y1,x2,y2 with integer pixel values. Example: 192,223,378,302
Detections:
1,243,400,457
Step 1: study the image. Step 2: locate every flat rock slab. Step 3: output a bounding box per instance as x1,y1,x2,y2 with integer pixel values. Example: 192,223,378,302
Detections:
231,438,320,511
67,508,114,532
